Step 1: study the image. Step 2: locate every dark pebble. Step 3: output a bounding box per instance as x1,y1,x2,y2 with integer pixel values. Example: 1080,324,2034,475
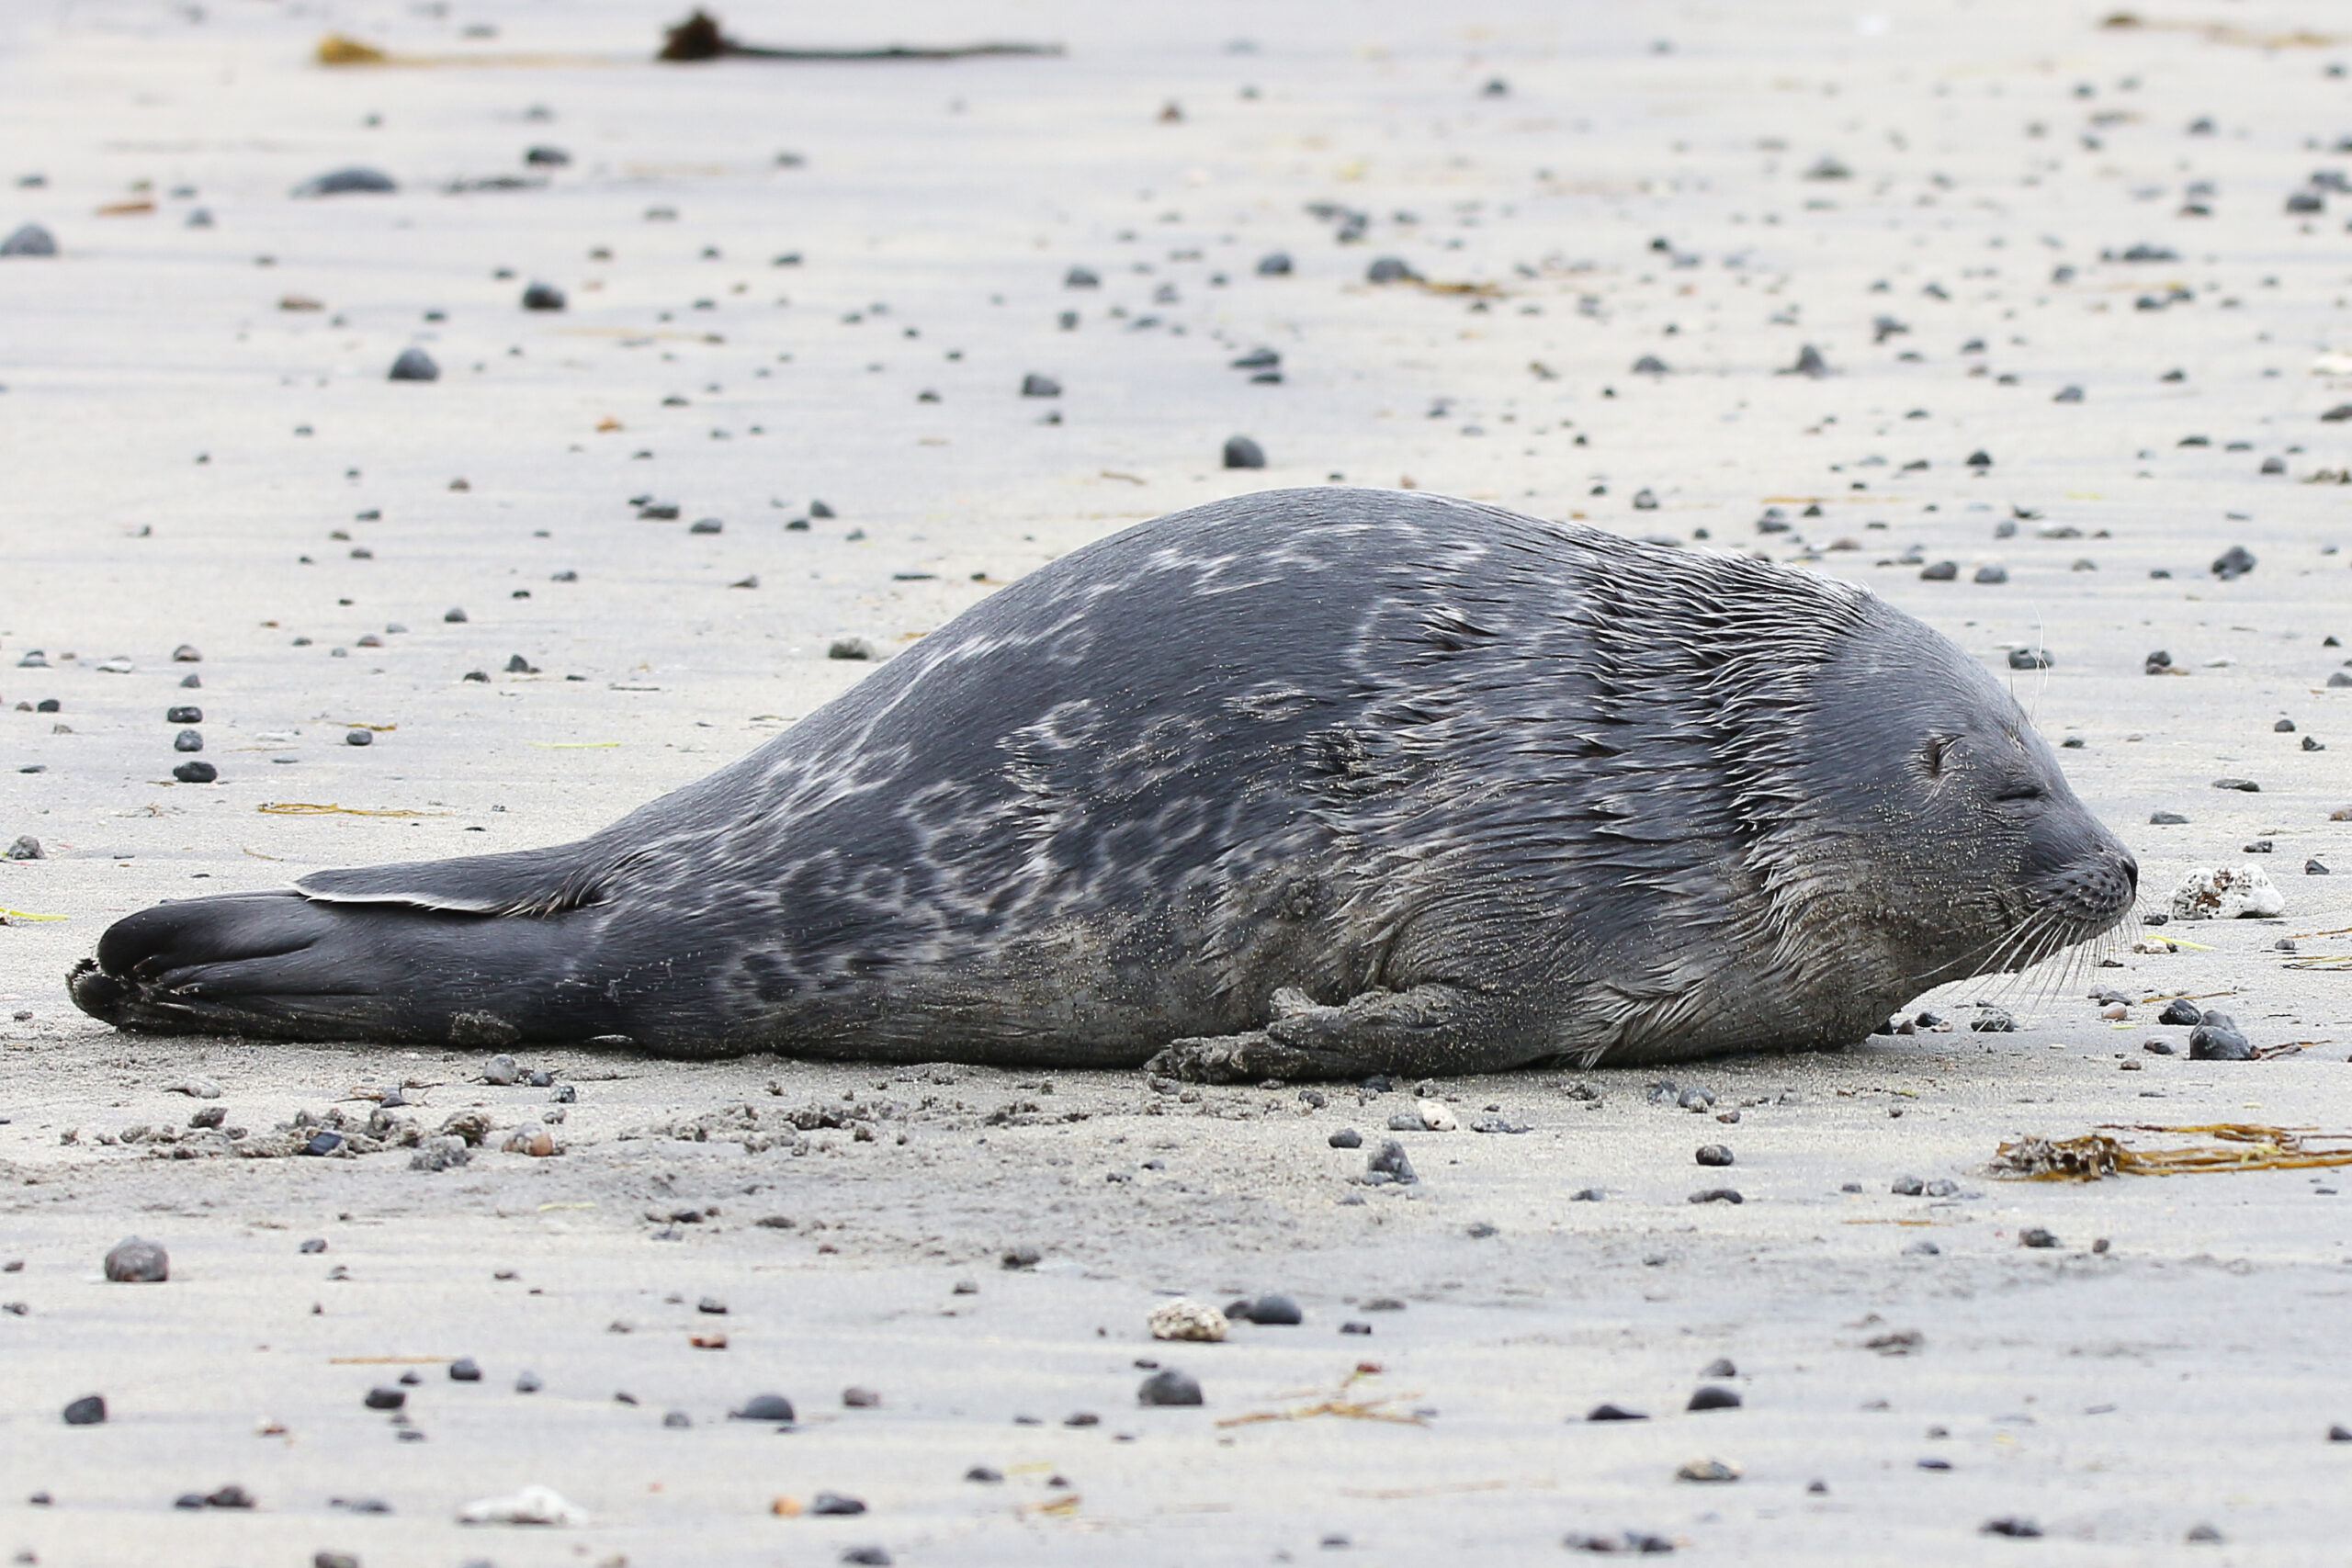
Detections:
1982,1518,2043,1539
172,761,218,784
1892,1174,1925,1196
2329,1425,2352,1442
1064,1412,1100,1427
2212,777,2260,792
842,1386,881,1408
2150,811,2188,825
2309,859,2331,874
1256,251,1293,275
294,166,395,197
1919,561,1957,581
1695,1145,1734,1168
1366,255,1419,283
2019,1227,2060,1248
1062,266,1099,288
840,1549,892,1566
448,1357,481,1382
7,835,44,860
1223,434,1266,469
2211,545,2256,581
1137,1368,1204,1406
1249,1292,1304,1325
662,1410,691,1427
1973,564,2008,584
828,637,874,661
1688,1386,1742,1412
388,347,439,381
1019,373,1061,398
2159,998,2202,1026
731,1393,796,1423
521,281,566,310
1566,1532,1677,1555
514,1371,542,1393
173,728,204,752
62,1394,106,1426
363,1387,405,1411
2188,1014,2252,1059
2007,647,2052,670
1340,1320,1371,1335
809,1491,866,1516
314,1554,359,1568
965,1466,1003,1483
1586,1403,1648,1422
1001,1246,1041,1269
1689,1189,1743,1204
1,222,58,256
166,705,201,724
1365,1139,1417,1184
302,1131,344,1156
299,1237,326,1253
104,1237,168,1282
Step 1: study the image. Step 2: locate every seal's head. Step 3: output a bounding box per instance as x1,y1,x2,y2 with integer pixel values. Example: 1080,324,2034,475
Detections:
1797,598,2137,996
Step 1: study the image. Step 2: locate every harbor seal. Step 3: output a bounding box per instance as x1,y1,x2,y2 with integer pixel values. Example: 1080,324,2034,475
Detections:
69,488,2138,1078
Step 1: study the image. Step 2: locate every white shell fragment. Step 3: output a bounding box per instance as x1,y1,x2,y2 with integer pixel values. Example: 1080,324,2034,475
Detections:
458,1484,588,1527
1147,1298,1229,1343
2168,864,2284,921
1416,1099,1459,1132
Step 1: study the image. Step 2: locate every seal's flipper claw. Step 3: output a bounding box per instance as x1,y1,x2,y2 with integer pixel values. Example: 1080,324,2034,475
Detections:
1262,982,1524,1077
1145,1031,1324,1084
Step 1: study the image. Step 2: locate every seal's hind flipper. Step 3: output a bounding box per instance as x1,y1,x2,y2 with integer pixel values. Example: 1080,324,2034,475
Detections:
69,887,619,1044
297,844,603,917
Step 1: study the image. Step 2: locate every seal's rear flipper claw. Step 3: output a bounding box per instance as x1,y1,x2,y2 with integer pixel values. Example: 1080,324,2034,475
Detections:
1146,1032,1321,1083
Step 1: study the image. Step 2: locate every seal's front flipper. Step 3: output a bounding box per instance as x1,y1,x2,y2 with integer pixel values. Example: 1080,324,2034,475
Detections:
1144,983,1518,1082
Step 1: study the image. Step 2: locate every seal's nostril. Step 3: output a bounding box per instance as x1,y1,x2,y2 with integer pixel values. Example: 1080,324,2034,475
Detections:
2120,854,2140,893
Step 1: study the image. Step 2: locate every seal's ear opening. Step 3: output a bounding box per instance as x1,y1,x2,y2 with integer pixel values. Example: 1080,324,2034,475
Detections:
1919,734,1954,780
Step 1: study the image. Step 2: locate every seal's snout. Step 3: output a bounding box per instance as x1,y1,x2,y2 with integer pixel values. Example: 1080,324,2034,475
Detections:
2039,845,2139,932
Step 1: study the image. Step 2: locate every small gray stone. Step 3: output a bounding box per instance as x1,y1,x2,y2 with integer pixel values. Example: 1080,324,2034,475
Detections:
730,1393,796,1423
1137,1368,1204,1406
104,1237,168,1282
1,223,58,256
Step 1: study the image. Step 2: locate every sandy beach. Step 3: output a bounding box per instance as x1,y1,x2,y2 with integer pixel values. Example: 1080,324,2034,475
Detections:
3,0,2350,1562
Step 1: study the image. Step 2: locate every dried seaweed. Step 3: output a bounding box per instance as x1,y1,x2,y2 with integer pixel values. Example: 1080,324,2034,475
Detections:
257,802,447,817
1996,1123,2352,1180
1216,1368,1428,1429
